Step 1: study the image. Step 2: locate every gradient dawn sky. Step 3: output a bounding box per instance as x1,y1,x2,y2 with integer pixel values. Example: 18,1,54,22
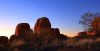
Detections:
0,0,100,38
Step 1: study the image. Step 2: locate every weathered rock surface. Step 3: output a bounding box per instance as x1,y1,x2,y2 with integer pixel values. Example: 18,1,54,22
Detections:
10,23,34,42
34,17,67,39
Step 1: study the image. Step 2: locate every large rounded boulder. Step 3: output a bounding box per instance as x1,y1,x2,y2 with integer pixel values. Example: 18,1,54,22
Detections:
34,17,51,35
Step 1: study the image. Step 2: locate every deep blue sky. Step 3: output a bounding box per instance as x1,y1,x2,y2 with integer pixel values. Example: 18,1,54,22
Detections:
0,0,100,37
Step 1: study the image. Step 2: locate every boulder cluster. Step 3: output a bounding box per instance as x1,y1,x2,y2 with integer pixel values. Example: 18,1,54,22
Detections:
0,17,67,51
1,17,100,51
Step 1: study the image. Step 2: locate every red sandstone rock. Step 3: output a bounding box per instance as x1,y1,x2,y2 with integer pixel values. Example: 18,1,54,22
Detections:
15,23,30,37
33,17,67,40
34,17,51,35
10,23,34,42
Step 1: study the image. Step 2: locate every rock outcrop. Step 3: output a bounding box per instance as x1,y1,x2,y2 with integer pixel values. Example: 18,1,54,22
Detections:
34,17,60,37
8,17,68,51
34,17,51,35
33,17,67,41
10,23,34,42
15,23,30,37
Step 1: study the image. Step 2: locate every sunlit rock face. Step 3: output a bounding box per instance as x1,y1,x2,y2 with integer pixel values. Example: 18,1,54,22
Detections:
34,17,51,29
33,17,68,40
34,17,61,37
15,23,30,37
34,17,52,35
10,23,34,42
